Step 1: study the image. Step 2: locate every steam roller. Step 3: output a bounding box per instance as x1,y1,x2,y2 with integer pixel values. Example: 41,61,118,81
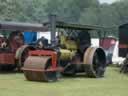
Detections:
22,15,107,82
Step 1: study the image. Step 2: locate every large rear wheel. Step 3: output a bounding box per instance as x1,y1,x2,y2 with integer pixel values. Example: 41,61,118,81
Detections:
83,47,106,78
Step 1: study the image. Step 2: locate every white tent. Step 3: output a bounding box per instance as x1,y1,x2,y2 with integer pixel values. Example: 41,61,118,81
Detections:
112,41,125,65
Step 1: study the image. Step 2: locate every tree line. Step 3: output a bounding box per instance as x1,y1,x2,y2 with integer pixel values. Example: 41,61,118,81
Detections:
0,0,127,37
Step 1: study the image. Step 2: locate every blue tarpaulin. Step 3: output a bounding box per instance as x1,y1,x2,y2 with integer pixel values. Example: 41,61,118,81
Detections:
23,32,37,44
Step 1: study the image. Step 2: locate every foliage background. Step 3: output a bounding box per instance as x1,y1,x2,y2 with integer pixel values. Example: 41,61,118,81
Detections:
0,0,127,38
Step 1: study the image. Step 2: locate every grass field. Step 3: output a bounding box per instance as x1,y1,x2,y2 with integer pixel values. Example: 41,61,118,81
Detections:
0,67,127,96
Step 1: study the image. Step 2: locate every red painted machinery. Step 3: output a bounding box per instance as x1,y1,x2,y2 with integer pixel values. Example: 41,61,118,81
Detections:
0,22,47,71
0,31,24,70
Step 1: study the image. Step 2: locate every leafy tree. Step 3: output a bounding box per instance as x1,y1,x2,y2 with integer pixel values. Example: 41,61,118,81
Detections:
45,0,100,22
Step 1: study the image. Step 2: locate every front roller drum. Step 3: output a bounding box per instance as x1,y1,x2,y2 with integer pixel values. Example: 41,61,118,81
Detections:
83,47,106,78
22,56,57,82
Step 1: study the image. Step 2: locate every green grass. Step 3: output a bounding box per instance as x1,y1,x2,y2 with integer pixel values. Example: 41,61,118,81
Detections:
0,67,127,96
